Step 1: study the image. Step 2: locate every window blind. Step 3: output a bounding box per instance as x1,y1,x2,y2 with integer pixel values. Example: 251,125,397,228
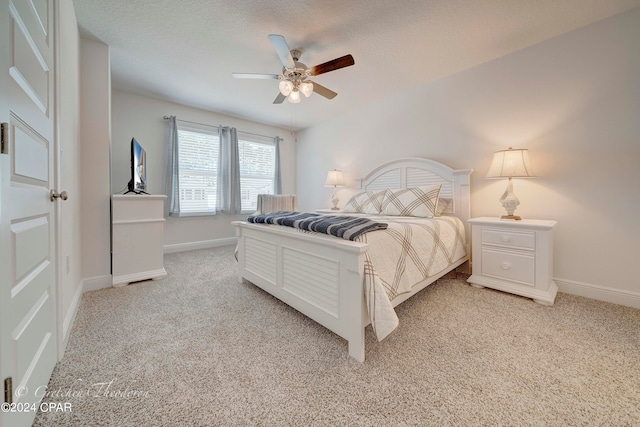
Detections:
238,137,276,212
177,125,220,214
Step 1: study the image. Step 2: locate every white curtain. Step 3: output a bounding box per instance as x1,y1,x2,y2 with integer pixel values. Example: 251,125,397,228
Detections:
165,115,180,216
218,126,242,214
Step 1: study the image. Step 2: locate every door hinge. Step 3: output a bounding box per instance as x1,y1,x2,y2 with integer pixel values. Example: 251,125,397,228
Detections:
4,377,12,404
0,122,8,155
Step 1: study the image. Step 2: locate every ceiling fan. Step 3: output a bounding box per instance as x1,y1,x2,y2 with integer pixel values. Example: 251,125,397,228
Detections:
232,34,355,104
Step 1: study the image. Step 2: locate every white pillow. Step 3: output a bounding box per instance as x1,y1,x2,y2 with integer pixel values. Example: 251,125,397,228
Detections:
342,190,385,214
380,185,442,217
435,198,452,216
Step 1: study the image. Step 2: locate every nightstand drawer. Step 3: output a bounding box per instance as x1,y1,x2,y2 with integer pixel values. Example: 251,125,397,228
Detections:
481,248,535,286
481,228,535,250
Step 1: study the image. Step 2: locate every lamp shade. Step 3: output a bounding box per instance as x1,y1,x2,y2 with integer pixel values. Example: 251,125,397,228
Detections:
279,80,293,96
300,81,313,97
325,169,346,187
486,147,535,178
288,89,301,104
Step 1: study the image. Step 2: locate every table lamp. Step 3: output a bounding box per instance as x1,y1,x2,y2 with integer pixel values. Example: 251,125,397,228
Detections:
325,169,346,210
486,147,535,220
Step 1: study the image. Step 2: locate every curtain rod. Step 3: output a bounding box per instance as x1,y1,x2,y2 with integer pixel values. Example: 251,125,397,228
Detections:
163,115,282,141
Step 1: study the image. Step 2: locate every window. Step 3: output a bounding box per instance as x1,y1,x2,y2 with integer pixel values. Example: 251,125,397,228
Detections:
238,134,277,212
176,124,220,215
168,118,280,216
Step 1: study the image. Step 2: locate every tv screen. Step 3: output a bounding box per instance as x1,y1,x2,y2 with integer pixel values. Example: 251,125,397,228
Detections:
127,137,147,194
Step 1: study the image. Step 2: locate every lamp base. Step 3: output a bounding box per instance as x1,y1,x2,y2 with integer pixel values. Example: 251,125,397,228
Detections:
499,178,522,221
330,186,340,210
500,214,522,220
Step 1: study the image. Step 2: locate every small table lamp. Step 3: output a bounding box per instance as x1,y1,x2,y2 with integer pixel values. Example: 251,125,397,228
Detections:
325,169,346,210
486,147,535,220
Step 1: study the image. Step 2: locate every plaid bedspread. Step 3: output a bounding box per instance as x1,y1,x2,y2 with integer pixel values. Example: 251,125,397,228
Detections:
245,212,466,342
354,215,466,340
247,211,388,241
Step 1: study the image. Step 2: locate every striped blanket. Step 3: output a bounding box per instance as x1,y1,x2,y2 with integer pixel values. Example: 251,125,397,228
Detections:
247,211,388,241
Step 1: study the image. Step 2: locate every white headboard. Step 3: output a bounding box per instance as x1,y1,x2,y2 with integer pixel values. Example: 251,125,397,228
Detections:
357,157,473,247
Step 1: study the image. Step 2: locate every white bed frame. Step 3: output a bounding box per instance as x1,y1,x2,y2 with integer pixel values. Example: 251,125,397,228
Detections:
233,158,472,361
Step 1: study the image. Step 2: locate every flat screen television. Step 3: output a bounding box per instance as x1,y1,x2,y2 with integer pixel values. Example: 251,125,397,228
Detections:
126,137,147,194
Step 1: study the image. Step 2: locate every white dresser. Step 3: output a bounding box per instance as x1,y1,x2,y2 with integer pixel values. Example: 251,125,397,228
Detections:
467,217,557,305
112,195,167,287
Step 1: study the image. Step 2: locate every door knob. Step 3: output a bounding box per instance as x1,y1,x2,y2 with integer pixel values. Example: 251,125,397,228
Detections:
50,190,69,202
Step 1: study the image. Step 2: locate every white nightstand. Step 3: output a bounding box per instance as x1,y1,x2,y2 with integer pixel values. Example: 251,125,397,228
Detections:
467,217,557,305
315,209,343,214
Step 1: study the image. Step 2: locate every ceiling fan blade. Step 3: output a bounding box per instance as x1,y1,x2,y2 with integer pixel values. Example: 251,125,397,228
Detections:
273,92,286,104
232,73,280,79
310,81,337,99
268,34,295,68
308,54,355,76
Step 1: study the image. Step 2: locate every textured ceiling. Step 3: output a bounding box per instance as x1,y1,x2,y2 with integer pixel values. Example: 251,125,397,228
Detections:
73,0,640,131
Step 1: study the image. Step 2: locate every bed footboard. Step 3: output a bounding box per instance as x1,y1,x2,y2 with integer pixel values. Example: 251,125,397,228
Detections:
233,221,370,361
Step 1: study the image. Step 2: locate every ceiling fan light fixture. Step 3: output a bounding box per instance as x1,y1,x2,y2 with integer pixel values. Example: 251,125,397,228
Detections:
279,80,294,96
300,81,313,97
233,35,355,105
288,89,301,104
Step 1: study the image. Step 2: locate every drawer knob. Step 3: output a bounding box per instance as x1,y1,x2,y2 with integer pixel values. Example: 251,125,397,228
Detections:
501,262,510,270
501,235,511,243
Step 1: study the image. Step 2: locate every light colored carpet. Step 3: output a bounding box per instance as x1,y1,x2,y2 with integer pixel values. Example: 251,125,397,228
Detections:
34,246,640,426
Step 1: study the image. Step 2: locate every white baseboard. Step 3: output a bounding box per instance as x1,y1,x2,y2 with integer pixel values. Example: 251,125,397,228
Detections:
555,277,640,309
83,274,113,292
62,281,83,346
163,237,237,254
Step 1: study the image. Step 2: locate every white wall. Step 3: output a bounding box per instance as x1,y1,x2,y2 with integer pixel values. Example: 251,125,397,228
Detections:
58,0,82,347
111,90,296,250
296,8,640,306
80,37,112,289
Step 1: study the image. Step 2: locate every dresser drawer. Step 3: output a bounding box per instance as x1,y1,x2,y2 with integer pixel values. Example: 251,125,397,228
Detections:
481,228,535,250
481,248,535,286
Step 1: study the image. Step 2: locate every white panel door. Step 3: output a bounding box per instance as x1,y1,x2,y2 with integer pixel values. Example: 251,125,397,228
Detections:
0,0,58,426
